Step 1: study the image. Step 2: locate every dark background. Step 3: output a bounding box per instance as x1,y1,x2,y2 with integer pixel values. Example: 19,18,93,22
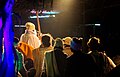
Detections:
12,0,120,58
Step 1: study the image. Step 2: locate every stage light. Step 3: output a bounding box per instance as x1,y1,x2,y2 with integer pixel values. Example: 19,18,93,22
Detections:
94,24,101,26
30,10,60,15
42,10,60,15
29,15,56,19
85,24,101,26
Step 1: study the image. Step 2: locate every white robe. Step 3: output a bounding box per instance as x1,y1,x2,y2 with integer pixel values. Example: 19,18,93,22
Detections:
19,30,41,49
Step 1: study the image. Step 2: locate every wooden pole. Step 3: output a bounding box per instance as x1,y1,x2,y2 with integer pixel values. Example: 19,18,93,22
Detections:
36,10,42,41
36,10,41,34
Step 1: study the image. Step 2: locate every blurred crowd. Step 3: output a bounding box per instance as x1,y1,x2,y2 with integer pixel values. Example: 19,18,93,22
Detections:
9,21,120,77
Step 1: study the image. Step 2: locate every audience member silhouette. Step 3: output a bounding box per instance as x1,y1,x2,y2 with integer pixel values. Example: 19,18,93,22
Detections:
14,37,37,77
24,58,36,77
44,37,67,77
62,37,73,57
32,33,54,77
112,52,120,66
105,63,120,77
87,36,116,77
65,37,95,77
13,37,26,77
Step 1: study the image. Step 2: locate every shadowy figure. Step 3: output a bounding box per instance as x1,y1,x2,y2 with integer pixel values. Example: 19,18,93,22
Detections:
32,33,54,77
87,36,116,77
13,37,25,77
65,37,95,77
24,58,36,77
105,64,120,77
62,36,73,57
44,37,67,77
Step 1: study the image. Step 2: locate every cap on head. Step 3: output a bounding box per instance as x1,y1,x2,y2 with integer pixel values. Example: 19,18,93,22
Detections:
25,22,35,31
62,37,72,45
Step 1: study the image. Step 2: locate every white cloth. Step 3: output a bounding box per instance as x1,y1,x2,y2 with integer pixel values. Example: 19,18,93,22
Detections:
19,30,41,49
